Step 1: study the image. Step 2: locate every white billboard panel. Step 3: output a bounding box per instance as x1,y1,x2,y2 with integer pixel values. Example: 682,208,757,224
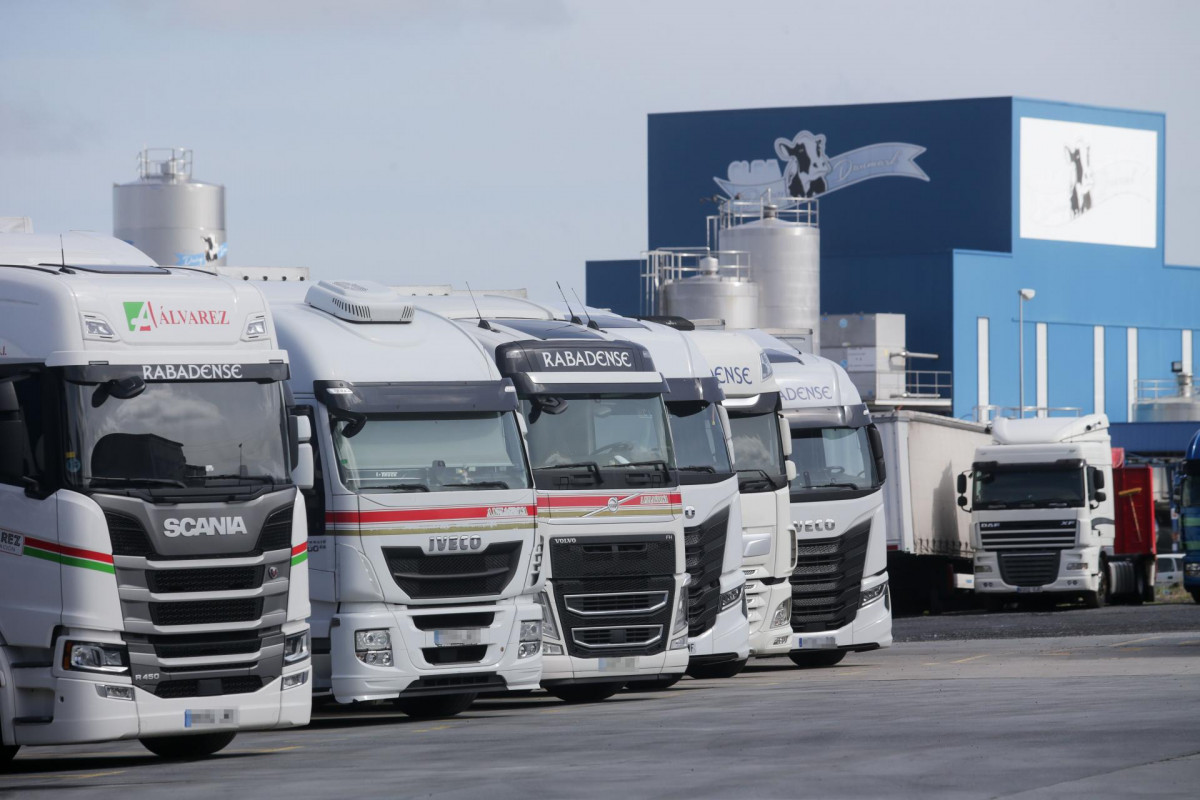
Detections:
1019,117,1157,248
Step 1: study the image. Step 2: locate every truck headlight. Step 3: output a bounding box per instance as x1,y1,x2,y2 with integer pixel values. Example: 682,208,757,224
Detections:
974,564,993,573
284,631,310,664
1066,562,1088,572
354,629,393,666
64,641,129,674
670,635,689,650
535,592,559,640
719,584,743,612
672,591,688,635
860,582,887,608
520,620,542,643
1185,562,1200,577
771,598,792,628
542,642,564,656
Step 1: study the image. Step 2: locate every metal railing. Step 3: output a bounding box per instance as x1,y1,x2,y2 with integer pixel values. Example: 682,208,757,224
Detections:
706,193,819,250
1136,376,1193,400
138,147,193,182
639,247,752,317
903,370,953,399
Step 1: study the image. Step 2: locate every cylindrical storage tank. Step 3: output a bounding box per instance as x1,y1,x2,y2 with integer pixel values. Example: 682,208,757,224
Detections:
1132,397,1200,422
661,275,759,329
113,148,226,267
718,215,820,348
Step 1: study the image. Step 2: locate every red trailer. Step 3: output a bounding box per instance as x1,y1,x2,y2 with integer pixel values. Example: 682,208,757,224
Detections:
1109,459,1157,603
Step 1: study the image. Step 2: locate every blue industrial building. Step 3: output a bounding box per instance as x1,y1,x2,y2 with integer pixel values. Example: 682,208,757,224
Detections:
587,97,1199,430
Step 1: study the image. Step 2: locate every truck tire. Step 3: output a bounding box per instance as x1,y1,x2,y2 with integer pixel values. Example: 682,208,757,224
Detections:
686,659,747,680
788,650,847,668
1084,565,1109,609
1,744,18,769
1141,562,1156,604
625,675,683,692
546,683,623,704
1191,589,1200,605
140,731,237,759
393,692,478,718
981,596,1005,613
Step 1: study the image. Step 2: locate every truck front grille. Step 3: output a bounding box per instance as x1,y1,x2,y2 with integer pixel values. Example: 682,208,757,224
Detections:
553,575,675,658
149,598,264,626
144,629,271,659
153,676,263,699
998,551,1061,587
421,646,489,665
979,520,1077,550
789,521,871,634
684,508,728,637
571,625,663,650
147,565,265,594
549,534,676,579
105,511,154,557
382,542,522,599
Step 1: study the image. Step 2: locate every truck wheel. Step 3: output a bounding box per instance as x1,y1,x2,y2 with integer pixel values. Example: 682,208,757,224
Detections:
393,692,478,718
625,675,683,692
1084,567,1109,609
686,659,747,680
1,744,19,769
546,683,623,704
140,732,237,759
1191,589,1200,605
788,650,847,668
981,596,1005,613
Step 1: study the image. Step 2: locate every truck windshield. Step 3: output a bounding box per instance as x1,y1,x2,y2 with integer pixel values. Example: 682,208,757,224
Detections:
668,401,733,482
972,465,1085,509
330,412,530,493
521,394,675,489
65,380,288,495
790,426,880,500
1182,475,1200,508
728,411,787,493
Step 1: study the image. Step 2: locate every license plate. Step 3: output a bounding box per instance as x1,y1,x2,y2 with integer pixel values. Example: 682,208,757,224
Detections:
433,629,482,646
597,657,637,672
796,635,836,650
184,708,238,728
1015,586,1044,594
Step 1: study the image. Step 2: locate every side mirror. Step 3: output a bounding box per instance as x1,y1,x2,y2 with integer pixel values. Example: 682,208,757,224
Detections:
287,413,301,468
779,413,793,457
956,473,967,495
868,424,886,483
957,495,969,509
291,414,314,491
1094,489,1106,503
1093,469,1106,490
785,460,797,482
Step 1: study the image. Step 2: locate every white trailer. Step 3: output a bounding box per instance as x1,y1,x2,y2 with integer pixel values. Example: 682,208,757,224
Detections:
873,410,990,612
1,232,311,767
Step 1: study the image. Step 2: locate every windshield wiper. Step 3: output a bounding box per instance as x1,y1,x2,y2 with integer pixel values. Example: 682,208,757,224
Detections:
90,476,188,489
442,481,510,490
535,461,600,474
611,460,670,471
203,474,278,484
811,482,861,490
737,468,778,491
678,465,717,473
364,483,430,492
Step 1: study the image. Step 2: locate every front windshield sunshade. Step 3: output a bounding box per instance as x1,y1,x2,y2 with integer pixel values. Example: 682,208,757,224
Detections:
973,466,1085,509
790,426,879,495
65,381,288,493
668,401,732,476
728,411,785,492
520,394,674,488
331,412,530,493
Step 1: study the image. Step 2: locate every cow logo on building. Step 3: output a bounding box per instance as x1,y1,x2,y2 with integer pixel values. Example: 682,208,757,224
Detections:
715,130,929,201
1065,142,1093,218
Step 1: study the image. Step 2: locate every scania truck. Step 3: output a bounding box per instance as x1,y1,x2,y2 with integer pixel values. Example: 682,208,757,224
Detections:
598,314,750,682
260,279,543,716
406,292,689,702
767,343,891,666
1,231,311,766
684,329,797,660
958,414,1126,609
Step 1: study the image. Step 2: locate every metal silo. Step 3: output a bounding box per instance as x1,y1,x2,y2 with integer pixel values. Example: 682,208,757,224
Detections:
643,248,759,328
712,199,820,350
113,148,226,268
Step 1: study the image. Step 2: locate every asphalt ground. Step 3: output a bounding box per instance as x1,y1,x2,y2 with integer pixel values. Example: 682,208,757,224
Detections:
3,606,1199,799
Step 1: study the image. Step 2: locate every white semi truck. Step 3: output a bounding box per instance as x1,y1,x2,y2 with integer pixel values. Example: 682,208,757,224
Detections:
596,314,750,681
767,344,892,666
0,232,311,766
407,293,689,702
684,329,797,660
259,280,544,716
958,414,1117,609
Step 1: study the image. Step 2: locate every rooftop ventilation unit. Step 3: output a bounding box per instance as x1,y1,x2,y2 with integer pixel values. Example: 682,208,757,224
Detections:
305,280,415,324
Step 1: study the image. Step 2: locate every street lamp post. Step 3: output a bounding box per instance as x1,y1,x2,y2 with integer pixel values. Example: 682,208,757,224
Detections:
1018,288,1036,417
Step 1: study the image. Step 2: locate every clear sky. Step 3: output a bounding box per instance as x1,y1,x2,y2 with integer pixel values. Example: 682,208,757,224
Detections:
2,0,1198,296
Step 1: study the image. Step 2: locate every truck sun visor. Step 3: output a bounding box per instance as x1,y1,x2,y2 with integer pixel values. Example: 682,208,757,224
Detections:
315,379,520,413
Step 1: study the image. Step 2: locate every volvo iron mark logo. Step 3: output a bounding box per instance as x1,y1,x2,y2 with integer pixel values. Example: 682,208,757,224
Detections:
797,519,836,533
427,535,483,553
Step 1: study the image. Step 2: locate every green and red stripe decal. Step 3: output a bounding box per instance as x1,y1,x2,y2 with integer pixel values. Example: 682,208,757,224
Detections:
22,537,115,574
291,541,308,566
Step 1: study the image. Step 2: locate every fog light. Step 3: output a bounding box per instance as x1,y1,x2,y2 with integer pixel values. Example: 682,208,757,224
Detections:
95,684,134,700
772,635,790,647
771,598,792,628
356,650,394,666
535,592,559,640
518,641,540,659
670,635,689,650
542,642,564,656
520,621,542,643
284,631,309,664
719,584,743,612
860,582,887,608
1066,562,1088,571
282,670,309,689
974,564,993,573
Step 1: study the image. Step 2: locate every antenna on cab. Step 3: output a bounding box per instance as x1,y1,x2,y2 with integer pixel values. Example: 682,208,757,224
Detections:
558,281,583,325
572,288,599,329
465,282,492,330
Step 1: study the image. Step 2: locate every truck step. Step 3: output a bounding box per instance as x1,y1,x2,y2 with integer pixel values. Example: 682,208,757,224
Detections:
13,716,53,725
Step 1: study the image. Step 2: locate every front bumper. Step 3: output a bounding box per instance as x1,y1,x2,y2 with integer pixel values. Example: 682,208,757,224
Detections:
540,648,688,685
790,574,892,653
687,574,750,663
747,579,793,658
326,598,543,703
973,551,1099,595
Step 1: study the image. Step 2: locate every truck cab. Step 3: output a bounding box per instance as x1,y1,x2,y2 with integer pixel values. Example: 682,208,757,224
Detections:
685,330,797,659
261,280,543,717
1,232,311,766
768,344,891,667
1175,430,1200,603
407,293,689,703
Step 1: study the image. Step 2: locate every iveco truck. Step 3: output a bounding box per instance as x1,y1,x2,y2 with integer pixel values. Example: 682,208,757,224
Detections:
599,314,749,682
261,280,543,717
768,344,891,666
959,414,1120,608
1,232,311,767
407,292,689,703
685,329,796,660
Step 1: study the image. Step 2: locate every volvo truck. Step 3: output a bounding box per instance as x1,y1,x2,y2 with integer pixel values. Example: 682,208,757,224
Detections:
684,329,796,660
1178,429,1200,603
958,414,1145,608
768,345,891,666
598,314,749,682
260,279,543,717
406,292,689,703
0,232,311,767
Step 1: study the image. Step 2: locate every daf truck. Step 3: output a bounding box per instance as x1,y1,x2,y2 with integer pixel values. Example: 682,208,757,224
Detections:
260,279,543,716
1,232,311,766
406,293,689,703
684,329,797,660
598,314,750,682
958,414,1147,608
768,345,892,666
